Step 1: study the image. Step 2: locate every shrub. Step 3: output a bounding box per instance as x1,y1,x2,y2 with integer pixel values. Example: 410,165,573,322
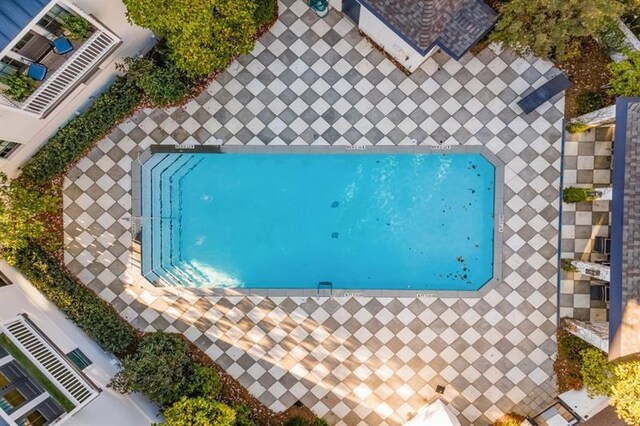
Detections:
119,57,190,106
185,365,222,400
490,0,626,61
554,328,591,391
580,347,616,397
561,259,578,273
19,76,142,186
11,243,137,355
0,174,59,262
563,186,598,203
232,404,255,426
610,361,640,425
608,49,640,97
111,332,193,407
61,14,92,40
161,397,236,426
284,417,327,426
576,92,605,115
566,121,590,134
123,0,256,77
1,73,36,102
494,412,526,426
253,0,277,28
596,19,628,54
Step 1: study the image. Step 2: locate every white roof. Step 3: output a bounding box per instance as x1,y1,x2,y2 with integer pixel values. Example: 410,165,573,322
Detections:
403,399,461,426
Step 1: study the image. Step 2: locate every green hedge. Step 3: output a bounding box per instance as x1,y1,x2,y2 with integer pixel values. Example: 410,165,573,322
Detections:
11,243,138,355
253,0,277,28
19,76,142,186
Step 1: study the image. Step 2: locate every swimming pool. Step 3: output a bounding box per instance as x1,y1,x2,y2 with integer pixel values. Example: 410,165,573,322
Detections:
140,153,496,290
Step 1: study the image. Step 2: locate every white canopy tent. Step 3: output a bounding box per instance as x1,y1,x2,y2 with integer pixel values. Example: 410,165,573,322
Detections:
403,399,461,426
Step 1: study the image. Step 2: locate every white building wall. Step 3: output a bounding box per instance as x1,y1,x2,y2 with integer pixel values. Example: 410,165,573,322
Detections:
0,260,160,425
0,0,155,178
357,6,438,73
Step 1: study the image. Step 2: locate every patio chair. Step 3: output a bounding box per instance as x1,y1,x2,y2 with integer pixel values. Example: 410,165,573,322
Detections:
26,63,47,81
517,73,571,114
52,37,73,55
590,284,610,302
593,236,611,255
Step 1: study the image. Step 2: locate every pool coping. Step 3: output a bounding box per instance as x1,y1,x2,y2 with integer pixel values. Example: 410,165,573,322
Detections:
131,144,505,299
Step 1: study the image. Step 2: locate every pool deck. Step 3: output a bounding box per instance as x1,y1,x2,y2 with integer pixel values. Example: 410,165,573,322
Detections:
62,0,563,424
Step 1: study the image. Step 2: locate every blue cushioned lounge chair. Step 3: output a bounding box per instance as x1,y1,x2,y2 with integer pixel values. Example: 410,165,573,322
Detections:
27,63,47,81
52,37,73,55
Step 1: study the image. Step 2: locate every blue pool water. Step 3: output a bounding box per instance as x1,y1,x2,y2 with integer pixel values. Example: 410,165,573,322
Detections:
141,154,495,290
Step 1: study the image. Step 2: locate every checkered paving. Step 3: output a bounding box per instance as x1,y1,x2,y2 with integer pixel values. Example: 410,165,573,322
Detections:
559,126,613,322
62,0,564,424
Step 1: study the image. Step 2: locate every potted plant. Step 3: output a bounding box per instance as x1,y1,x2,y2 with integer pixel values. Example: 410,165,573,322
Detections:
562,259,578,273
1,73,36,102
563,186,601,203
61,14,92,41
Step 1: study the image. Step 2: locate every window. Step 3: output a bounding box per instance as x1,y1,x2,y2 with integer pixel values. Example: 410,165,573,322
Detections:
0,141,20,159
2,389,26,410
66,348,91,370
36,4,71,35
23,410,47,426
0,373,9,389
0,58,24,79
0,271,11,287
11,33,35,53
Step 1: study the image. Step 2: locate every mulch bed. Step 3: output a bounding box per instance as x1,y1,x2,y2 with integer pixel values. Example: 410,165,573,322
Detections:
556,38,614,120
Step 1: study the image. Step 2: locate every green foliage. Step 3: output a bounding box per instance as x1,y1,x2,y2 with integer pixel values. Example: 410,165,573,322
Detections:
597,19,628,54
491,0,626,61
610,361,640,425
61,14,92,40
253,0,277,28
623,2,640,37
232,404,255,426
608,49,640,97
561,259,579,273
1,73,36,102
123,0,256,77
284,417,327,426
0,335,76,412
0,174,59,262
563,186,597,203
120,57,190,106
566,121,590,134
10,243,137,355
19,76,142,186
285,418,310,426
111,333,193,407
494,412,526,426
554,328,591,391
581,347,616,397
185,365,223,400
161,397,236,426
576,91,605,115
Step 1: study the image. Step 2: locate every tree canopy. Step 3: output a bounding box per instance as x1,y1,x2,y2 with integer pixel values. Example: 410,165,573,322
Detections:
491,0,626,60
123,0,256,76
0,174,59,262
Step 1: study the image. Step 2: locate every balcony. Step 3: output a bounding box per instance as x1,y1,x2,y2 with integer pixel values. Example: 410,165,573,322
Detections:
0,3,120,117
21,30,119,116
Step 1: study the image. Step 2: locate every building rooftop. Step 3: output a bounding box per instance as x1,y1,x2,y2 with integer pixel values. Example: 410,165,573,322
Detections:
0,0,51,53
360,0,497,58
610,97,640,361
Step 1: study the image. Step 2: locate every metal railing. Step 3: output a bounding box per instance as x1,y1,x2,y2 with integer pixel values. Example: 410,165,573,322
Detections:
22,30,120,116
2,316,98,406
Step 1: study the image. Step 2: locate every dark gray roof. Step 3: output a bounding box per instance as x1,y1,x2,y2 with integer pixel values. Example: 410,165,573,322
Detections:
360,0,497,59
0,0,51,53
610,98,640,361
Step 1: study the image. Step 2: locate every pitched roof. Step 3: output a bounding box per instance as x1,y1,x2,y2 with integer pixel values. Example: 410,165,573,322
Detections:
0,0,52,53
360,0,497,59
610,97,640,361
